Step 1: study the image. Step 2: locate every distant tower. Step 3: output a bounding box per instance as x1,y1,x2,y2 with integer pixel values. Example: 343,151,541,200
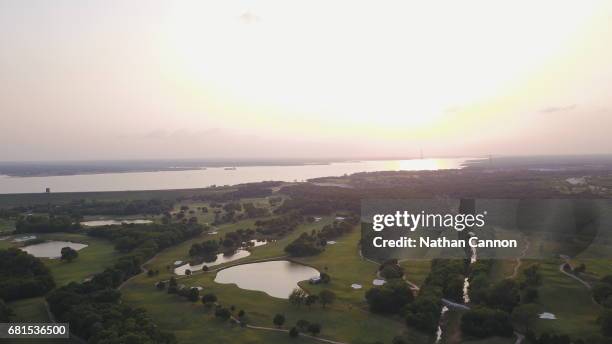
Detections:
419,149,424,160
45,187,50,193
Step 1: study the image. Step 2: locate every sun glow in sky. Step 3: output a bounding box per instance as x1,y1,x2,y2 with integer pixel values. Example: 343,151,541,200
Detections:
1,0,611,160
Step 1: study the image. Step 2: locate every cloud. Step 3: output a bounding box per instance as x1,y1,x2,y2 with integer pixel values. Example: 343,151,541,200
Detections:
539,104,577,113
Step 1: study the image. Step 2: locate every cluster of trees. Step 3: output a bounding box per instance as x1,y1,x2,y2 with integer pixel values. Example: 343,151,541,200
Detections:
318,219,356,241
366,280,414,314
189,228,258,261
461,262,543,339
285,220,355,257
255,212,303,237
0,248,55,301
46,222,202,343
405,259,465,333
47,282,175,343
243,202,269,218
460,307,514,338
592,274,612,337
60,246,79,262
288,288,336,308
88,222,204,254
15,215,80,233
272,315,322,338
378,259,405,279
189,240,219,262
285,232,325,257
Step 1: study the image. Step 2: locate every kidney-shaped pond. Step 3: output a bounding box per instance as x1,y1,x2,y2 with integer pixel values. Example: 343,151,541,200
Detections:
214,260,319,299
20,241,88,259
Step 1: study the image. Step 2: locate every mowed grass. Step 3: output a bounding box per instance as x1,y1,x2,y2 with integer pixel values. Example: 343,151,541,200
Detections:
122,218,432,344
532,259,602,340
0,218,14,233
2,232,121,286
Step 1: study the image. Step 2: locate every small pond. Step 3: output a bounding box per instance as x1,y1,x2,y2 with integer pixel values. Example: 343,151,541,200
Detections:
174,250,251,275
214,260,319,299
20,241,88,258
81,219,153,227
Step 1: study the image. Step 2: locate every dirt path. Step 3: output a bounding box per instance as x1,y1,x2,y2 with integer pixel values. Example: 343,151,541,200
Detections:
558,259,591,290
231,316,349,344
509,237,530,279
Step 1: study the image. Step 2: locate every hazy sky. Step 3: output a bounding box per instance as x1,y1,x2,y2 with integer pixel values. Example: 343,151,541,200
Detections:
1,0,612,161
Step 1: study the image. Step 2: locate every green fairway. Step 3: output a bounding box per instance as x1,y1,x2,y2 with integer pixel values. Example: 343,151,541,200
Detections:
122,217,433,344
532,260,602,340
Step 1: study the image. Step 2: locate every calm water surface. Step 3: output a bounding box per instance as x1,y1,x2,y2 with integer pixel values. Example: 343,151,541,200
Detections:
174,250,251,275
214,260,319,299
20,241,88,258
81,219,153,227
0,159,472,194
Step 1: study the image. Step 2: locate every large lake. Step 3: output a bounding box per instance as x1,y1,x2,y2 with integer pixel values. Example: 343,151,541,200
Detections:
0,158,472,194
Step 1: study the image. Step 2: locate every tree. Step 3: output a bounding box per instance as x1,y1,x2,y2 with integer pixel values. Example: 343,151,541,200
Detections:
60,247,78,262
319,290,336,308
366,280,414,314
167,277,178,294
486,279,520,312
511,303,539,333
461,307,513,338
289,327,299,338
273,314,285,328
215,307,231,321
296,319,310,332
187,288,199,302
202,293,217,305
405,296,441,333
307,323,321,336
305,294,319,308
0,299,13,322
289,288,306,307
319,272,331,284
601,309,612,337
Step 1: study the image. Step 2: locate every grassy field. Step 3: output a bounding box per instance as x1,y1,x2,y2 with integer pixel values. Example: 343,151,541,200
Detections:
531,259,602,340
0,218,14,233
2,232,121,286
122,217,433,344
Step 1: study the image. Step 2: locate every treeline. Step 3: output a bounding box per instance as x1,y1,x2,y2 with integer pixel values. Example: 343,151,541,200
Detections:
13,199,174,217
0,248,55,301
188,182,281,202
88,222,205,254
15,215,80,234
